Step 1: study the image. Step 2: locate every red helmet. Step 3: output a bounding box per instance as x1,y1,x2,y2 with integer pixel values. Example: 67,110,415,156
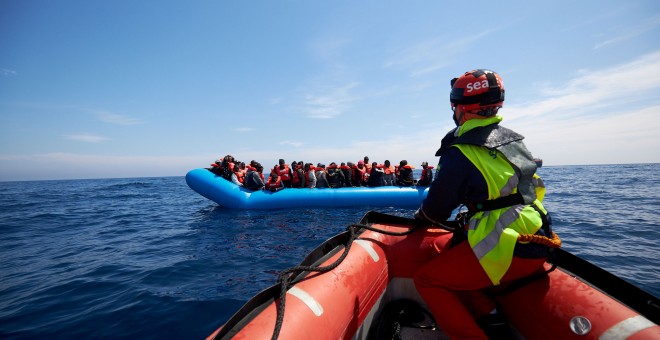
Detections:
450,69,504,124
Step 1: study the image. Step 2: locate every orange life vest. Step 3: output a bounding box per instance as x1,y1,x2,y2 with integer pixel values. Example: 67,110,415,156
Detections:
266,177,282,190
354,165,367,182
277,164,292,181
235,170,245,183
420,166,434,181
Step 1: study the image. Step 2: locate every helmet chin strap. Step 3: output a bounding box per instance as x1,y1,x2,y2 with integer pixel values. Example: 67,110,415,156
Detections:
453,106,464,126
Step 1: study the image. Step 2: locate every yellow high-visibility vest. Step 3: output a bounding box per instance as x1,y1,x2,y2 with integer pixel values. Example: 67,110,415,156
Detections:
453,116,548,285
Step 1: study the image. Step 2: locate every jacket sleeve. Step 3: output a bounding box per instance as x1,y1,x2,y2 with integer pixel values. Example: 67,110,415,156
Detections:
255,173,265,187
419,147,488,223
231,173,242,186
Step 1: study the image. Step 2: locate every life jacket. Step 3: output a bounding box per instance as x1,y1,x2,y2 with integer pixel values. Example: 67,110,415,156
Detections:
397,165,414,186
291,167,301,185
221,161,235,180
315,168,329,188
364,162,372,174
277,164,292,181
438,115,553,285
383,165,395,175
305,168,316,187
247,165,264,182
367,167,385,187
417,166,434,186
353,165,367,184
266,177,282,190
234,170,245,183
326,164,344,188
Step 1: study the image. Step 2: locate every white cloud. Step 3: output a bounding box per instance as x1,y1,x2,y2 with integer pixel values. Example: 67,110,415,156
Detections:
1,68,17,76
384,29,498,77
594,14,660,49
310,38,350,71
303,82,360,119
0,152,212,181
64,133,109,143
279,140,303,148
500,50,660,165
234,127,255,132
96,111,142,125
506,50,660,122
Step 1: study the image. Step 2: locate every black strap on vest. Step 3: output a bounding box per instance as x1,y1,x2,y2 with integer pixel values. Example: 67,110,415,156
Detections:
467,193,552,237
467,192,524,212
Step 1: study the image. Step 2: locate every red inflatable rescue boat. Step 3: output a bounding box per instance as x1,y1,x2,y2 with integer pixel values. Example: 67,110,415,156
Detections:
208,212,659,339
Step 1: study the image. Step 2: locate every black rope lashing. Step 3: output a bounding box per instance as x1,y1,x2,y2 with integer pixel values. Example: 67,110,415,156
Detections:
271,221,420,340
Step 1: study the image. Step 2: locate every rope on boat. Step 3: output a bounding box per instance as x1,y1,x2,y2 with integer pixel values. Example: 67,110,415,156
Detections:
271,221,421,340
518,231,562,248
270,217,560,339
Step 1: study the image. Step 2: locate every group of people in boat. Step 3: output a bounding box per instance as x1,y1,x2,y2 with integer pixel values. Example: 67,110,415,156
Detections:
208,155,435,192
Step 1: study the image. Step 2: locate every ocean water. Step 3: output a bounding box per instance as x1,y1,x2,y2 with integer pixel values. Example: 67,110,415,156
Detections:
0,164,658,339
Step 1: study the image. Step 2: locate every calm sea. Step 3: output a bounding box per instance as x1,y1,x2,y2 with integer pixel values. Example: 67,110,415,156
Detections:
0,164,658,339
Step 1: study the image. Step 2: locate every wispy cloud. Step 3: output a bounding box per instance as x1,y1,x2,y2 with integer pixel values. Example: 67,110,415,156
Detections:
64,133,109,143
1,68,17,76
506,50,660,121
96,111,142,125
384,29,498,77
234,127,254,132
279,140,304,148
303,82,360,119
500,51,660,165
594,14,660,49
310,38,351,73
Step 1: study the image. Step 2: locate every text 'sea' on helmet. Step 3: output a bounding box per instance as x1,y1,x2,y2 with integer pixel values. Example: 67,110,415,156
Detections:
450,69,505,112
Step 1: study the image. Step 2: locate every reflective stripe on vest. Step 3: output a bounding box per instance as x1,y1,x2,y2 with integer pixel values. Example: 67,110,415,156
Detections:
468,204,524,260
454,136,546,285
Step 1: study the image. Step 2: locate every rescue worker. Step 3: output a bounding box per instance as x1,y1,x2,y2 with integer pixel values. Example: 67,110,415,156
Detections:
416,161,434,186
413,69,557,339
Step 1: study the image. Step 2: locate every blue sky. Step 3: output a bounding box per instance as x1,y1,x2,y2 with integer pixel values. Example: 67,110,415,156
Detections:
1,1,659,181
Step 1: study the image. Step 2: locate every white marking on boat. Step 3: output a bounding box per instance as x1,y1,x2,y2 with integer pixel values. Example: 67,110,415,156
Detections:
599,315,655,340
288,286,323,316
355,239,380,262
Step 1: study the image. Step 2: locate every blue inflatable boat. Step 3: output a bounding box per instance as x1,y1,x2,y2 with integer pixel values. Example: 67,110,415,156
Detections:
185,168,429,210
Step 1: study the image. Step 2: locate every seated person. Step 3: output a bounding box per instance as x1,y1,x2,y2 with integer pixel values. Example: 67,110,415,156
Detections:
265,172,285,192
244,163,265,191
396,160,414,186
417,161,434,186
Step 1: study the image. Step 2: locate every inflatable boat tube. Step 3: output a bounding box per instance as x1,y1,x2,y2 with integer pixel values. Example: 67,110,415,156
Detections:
208,212,660,339
185,168,429,210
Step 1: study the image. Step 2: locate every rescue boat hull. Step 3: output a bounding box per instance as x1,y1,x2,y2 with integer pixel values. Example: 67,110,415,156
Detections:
208,212,659,339
186,168,429,209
